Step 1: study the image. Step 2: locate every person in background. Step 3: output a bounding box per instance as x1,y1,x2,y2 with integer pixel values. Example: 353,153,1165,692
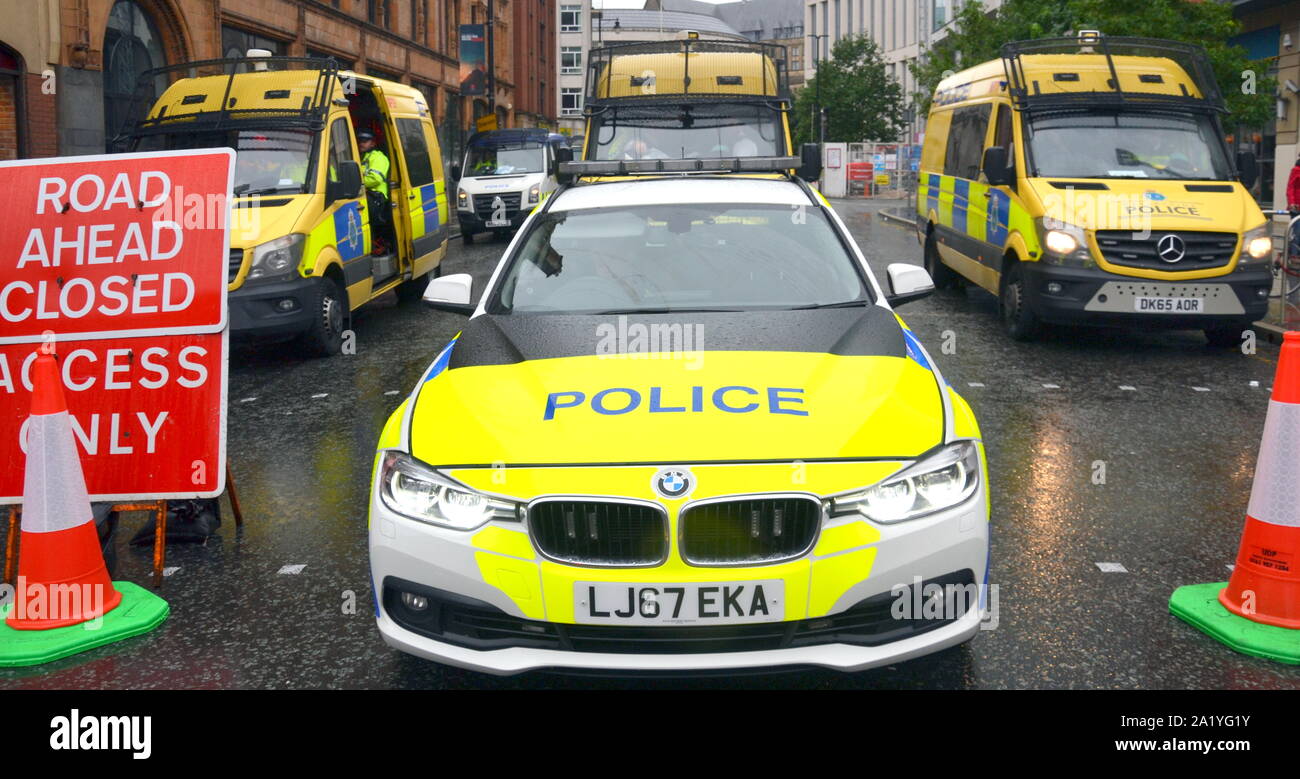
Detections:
1287,154,1300,213
357,130,394,255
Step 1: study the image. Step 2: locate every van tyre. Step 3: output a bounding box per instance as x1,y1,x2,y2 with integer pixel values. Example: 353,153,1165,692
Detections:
1204,323,1248,348
302,276,347,357
924,230,959,290
396,264,441,304
461,230,474,245
999,262,1041,341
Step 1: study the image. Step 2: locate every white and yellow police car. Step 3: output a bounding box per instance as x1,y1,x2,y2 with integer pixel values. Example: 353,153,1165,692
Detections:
368,157,991,674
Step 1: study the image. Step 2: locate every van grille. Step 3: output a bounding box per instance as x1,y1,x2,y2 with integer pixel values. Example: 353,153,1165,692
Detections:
228,249,245,283
679,497,821,566
1094,230,1238,271
529,500,668,567
472,192,522,220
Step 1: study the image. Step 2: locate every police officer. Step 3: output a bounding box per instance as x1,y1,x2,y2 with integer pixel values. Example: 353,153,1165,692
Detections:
357,131,394,254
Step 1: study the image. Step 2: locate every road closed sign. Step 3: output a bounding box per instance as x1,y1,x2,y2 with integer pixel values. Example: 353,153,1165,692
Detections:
0,149,234,502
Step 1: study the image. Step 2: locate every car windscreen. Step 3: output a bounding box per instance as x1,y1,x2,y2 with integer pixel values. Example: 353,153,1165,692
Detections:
1026,111,1231,180
589,104,783,160
487,203,871,314
138,128,317,195
464,141,545,176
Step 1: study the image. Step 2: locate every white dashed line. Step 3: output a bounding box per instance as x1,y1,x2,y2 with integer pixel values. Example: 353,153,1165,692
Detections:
1191,386,1210,392
1042,383,1060,389
278,564,307,575
967,382,985,388
1095,562,1128,573
1250,381,1260,388
162,567,180,577
239,397,257,403
1119,385,1137,391
1226,564,1235,572
384,390,401,396
311,393,329,399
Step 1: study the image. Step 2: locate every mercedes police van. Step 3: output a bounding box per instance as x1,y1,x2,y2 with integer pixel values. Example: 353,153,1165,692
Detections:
916,33,1272,344
368,156,991,675
117,54,450,356
453,129,570,244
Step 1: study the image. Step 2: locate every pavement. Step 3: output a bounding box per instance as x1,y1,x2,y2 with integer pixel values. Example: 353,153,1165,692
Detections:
2,200,1299,689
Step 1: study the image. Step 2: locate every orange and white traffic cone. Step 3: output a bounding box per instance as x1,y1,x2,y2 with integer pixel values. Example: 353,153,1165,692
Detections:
1170,331,1300,663
5,352,122,629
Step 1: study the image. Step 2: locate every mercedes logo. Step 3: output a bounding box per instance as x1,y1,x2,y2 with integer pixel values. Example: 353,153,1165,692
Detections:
652,467,694,500
1157,234,1186,264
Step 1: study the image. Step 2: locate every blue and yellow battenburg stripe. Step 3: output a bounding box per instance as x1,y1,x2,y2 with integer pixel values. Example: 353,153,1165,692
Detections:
917,171,1012,247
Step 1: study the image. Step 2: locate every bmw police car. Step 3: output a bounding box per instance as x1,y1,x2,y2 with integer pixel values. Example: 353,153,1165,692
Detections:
368,157,990,674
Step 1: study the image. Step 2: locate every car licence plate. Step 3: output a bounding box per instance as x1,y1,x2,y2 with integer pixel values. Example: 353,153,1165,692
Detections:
1135,296,1203,313
575,580,784,626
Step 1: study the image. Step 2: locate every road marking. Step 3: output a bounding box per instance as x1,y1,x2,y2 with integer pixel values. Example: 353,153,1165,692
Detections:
967,382,985,388
311,393,329,399
1042,383,1060,389
1226,564,1235,571
239,397,257,403
1095,562,1128,573
278,564,307,575
1250,381,1260,388
384,390,401,396
1119,385,1136,391
1191,386,1210,392
162,567,180,577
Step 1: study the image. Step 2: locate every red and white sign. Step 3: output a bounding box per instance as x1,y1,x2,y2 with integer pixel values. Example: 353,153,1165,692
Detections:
0,149,234,502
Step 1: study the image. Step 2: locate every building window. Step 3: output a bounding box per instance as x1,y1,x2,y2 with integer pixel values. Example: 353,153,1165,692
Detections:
561,46,582,74
222,26,286,60
103,1,168,149
561,5,581,33
368,0,392,28
0,44,24,160
307,48,354,69
561,87,582,116
790,44,802,73
933,0,950,31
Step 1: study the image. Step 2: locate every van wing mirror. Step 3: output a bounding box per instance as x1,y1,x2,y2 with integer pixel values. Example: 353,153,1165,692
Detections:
885,263,934,307
798,143,822,181
982,146,1011,187
451,163,462,182
422,273,476,315
327,161,363,202
1236,151,1259,189
553,145,573,174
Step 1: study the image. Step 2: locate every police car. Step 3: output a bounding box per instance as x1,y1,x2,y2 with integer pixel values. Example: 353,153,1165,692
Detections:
368,157,990,674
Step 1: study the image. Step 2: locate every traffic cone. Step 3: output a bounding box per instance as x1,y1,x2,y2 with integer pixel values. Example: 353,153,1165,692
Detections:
0,351,168,666
1170,331,1300,664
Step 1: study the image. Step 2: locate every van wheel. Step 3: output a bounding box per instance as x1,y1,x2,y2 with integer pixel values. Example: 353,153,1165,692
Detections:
302,276,347,357
395,275,426,304
999,262,1041,341
924,230,959,290
1204,323,1248,348
461,230,474,245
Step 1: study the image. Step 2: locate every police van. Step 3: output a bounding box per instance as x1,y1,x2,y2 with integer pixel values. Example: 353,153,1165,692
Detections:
118,54,450,355
368,156,990,674
452,129,570,244
916,33,1272,344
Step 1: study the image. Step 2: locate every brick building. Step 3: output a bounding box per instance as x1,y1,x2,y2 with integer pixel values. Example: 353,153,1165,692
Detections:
0,0,556,164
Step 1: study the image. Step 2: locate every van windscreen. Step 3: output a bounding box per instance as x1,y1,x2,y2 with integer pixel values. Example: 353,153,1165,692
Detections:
1026,112,1230,181
464,141,545,176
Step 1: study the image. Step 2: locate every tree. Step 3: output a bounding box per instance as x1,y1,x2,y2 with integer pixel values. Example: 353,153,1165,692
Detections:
908,0,1275,127
792,34,904,145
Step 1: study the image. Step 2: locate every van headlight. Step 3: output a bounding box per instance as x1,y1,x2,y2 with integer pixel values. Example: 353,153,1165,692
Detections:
247,234,305,281
829,442,981,523
1240,223,1273,267
1036,219,1093,267
528,184,540,204
457,187,470,211
378,451,521,530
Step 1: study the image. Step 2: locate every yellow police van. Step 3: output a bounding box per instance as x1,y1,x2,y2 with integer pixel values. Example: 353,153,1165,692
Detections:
118,54,450,355
916,33,1272,344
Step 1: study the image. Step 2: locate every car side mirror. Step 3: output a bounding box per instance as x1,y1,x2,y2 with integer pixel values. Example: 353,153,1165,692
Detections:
798,143,822,181
885,263,934,307
451,163,462,182
1236,151,1258,189
982,146,1011,187
422,273,475,315
327,160,362,202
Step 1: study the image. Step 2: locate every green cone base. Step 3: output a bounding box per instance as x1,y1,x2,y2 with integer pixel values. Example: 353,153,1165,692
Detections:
0,581,168,667
1170,582,1300,665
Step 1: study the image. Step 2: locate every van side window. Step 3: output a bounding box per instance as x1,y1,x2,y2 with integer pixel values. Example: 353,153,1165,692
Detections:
943,103,991,180
328,117,355,184
992,104,1013,151
397,118,435,188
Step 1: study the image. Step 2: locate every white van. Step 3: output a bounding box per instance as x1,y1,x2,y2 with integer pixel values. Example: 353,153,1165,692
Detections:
453,129,571,244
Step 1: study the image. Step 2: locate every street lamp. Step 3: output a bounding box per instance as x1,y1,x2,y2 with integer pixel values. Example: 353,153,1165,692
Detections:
808,33,828,143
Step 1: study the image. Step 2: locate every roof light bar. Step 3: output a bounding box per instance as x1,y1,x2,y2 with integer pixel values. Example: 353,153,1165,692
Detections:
558,156,799,179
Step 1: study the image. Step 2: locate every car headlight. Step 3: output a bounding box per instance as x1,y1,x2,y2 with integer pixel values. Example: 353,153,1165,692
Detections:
457,187,470,210
378,451,521,530
1240,223,1273,267
247,234,305,281
528,184,540,204
1036,218,1093,267
829,442,981,523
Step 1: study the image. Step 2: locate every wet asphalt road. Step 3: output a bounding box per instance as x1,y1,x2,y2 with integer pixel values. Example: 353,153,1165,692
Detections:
3,199,1299,690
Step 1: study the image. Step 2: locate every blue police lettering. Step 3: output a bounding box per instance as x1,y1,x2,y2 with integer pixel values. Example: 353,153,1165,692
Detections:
543,386,807,419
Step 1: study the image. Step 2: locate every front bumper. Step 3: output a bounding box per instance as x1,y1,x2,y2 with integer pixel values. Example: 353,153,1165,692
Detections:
368,462,990,675
228,276,320,338
1020,262,1272,328
457,207,531,235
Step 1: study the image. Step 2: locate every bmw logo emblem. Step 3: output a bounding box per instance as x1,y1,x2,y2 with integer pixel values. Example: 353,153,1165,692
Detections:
1144,191,1166,201
652,467,694,500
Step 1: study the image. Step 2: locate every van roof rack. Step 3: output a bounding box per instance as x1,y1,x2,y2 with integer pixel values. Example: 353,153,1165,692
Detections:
1001,34,1225,115
585,39,791,106
113,56,340,147
558,155,799,182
